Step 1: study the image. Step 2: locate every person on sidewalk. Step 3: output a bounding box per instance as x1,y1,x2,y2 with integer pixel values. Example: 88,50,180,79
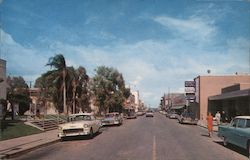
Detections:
221,110,228,123
215,111,221,125
3,100,13,120
207,112,213,137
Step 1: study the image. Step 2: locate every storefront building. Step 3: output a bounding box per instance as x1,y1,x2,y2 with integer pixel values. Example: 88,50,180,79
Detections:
192,75,250,120
208,83,250,121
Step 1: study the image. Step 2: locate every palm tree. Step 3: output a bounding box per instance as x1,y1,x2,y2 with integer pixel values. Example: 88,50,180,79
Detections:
46,54,67,114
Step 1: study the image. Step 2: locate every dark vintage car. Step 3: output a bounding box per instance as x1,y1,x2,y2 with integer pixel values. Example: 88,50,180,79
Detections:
218,116,250,158
178,112,197,125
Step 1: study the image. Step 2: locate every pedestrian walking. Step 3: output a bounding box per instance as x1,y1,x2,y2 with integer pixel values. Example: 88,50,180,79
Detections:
221,110,228,123
207,112,213,137
215,111,221,125
3,100,13,120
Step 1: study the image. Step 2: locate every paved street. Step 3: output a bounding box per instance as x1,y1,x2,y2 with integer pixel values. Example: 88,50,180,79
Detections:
14,113,248,160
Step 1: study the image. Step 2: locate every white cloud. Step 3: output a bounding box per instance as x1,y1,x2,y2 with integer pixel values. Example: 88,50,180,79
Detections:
153,16,217,42
0,28,49,81
1,28,249,106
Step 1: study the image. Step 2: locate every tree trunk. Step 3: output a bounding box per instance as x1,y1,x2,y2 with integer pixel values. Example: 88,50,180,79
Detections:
63,69,67,115
72,82,76,114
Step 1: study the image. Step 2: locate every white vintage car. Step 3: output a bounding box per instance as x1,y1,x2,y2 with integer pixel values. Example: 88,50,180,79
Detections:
58,113,101,140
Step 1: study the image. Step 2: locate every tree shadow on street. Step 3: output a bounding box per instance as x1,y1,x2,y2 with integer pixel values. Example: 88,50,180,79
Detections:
214,140,248,158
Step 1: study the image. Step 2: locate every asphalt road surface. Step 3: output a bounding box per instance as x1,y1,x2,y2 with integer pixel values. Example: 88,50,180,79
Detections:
14,113,248,160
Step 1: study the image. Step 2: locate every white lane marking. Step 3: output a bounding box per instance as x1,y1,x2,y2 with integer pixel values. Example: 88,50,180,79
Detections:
152,135,157,160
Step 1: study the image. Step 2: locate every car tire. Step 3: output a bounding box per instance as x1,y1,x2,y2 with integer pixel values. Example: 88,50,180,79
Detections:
89,128,94,139
223,137,228,146
180,119,184,124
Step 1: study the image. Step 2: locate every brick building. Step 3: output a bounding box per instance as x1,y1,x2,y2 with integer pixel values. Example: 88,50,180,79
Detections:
192,75,250,120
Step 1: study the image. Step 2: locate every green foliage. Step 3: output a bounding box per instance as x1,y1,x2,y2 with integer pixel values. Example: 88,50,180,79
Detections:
6,76,31,115
35,54,90,114
92,66,130,114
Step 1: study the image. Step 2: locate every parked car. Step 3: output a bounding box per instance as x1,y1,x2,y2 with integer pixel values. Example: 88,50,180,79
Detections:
124,109,137,119
102,112,123,126
136,111,145,116
146,110,154,117
218,116,250,158
58,113,101,140
178,112,197,125
169,111,179,119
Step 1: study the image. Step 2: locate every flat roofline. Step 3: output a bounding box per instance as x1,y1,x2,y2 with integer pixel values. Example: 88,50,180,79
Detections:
209,88,250,101
195,74,250,78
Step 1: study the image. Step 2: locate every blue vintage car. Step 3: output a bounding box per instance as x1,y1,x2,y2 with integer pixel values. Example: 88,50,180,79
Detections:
218,116,250,158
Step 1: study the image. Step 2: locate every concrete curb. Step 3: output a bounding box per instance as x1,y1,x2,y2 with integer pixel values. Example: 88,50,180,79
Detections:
0,139,59,159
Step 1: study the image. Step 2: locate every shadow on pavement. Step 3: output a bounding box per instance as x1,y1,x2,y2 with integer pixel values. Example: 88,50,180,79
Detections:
61,132,102,142
214,141,248,158
200,134,210,137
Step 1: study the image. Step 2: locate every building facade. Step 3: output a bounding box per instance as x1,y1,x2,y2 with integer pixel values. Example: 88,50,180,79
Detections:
208,83,250,121
0,59,7,100
193,75,250,120
0,59,7,117
131,90,140,112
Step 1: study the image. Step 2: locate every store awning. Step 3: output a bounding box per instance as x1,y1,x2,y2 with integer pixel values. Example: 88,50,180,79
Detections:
209,89,250,101
171,105,185,110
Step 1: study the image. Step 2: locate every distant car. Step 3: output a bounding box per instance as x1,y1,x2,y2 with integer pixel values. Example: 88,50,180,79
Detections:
218,116,250,158
178,112,197,125
102,112,123,126
146,110,154,117
58,113,101,140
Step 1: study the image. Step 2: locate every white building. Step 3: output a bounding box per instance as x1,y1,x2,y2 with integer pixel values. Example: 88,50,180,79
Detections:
131,90,140,112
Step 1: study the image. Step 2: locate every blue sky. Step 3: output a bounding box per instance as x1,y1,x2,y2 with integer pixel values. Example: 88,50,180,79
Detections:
1,0,249,107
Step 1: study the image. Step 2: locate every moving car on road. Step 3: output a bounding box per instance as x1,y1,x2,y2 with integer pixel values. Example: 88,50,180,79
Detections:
58,113,101,140
218,116,250,158
102,112,123,126
145,110,154,117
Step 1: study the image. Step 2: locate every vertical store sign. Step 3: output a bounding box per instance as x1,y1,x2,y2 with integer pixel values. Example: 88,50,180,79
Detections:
195,77,199,103
185,81,195,100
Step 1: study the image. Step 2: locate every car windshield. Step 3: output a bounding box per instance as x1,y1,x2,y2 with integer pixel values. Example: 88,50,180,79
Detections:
69,115,92,121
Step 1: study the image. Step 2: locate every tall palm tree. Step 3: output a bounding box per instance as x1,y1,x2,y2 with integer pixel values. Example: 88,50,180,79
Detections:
46,54,67,114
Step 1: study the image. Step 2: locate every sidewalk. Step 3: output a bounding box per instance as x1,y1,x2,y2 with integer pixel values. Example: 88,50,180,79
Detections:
0,130,59,159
